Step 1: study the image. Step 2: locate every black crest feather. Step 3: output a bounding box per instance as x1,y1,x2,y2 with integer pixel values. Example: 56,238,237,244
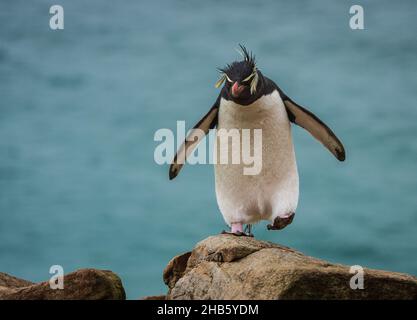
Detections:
238,44,256,67
215,44,258,91
218,44,256,74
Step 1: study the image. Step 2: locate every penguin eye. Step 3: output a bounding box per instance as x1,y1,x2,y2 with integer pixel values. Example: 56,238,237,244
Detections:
225,74,233,83
242,73,255,83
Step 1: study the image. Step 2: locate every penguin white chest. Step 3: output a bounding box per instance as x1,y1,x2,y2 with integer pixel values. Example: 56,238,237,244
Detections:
214,90,299,225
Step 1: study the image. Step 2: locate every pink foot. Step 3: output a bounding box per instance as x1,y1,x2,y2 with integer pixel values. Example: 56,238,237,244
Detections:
231,223,243,233
220,223,253,237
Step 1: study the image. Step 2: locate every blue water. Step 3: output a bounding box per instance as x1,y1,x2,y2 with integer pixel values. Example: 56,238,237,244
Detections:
1,0,416,299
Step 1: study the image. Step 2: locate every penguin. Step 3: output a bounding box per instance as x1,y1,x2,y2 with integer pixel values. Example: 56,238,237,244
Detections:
169,45,345,237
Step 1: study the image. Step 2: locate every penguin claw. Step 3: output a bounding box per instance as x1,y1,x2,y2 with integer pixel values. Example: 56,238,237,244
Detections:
267,213,295,230
221,230,254,237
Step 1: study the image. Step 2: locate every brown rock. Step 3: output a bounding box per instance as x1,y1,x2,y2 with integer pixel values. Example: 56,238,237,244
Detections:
141,294,166,300
163,251,192,289
0,269,126,300
0,272,34,289
164,234,417,300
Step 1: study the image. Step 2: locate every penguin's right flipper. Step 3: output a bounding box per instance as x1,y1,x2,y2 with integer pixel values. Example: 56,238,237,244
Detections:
169,101,219,180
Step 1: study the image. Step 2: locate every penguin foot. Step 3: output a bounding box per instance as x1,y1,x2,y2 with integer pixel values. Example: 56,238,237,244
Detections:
221,222,254,237
221,230,254,237
267,212,295,230
244,224,254,237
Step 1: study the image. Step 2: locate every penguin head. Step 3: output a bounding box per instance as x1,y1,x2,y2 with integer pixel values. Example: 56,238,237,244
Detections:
215,45,261,103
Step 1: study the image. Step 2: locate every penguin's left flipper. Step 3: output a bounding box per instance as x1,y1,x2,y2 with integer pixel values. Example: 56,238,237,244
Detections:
169,97,220,180
283,97,346,161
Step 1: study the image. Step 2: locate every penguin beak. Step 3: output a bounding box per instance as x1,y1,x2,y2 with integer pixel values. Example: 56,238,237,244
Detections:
231,82,245,98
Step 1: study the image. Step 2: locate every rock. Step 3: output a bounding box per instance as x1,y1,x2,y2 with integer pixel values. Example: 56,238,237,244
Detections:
141,294,166,300
0,269,126,300
163,251,192,289
163,234,417,300
0,272,34,289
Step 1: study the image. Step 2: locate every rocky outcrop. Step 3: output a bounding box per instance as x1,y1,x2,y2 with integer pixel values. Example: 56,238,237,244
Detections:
0,269,125,300
163,235,417,300
141,294,167,300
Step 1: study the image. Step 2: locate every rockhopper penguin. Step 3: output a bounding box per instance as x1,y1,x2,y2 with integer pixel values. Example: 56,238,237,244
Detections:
169,45,345,237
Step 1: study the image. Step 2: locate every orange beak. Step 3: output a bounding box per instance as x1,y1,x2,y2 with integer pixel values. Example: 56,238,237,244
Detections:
231,82,245,97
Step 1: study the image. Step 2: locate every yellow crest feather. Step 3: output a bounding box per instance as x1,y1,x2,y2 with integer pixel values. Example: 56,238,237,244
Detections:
250,67,258,94
215,73,226,88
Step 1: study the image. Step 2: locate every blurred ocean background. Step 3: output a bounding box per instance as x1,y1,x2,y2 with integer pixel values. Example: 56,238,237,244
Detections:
1,0,416,299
